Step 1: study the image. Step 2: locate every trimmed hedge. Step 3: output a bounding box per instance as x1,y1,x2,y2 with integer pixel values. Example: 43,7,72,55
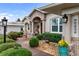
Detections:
36,32,62,43
29,36,39,47
0,42,21,53
0,48,32,56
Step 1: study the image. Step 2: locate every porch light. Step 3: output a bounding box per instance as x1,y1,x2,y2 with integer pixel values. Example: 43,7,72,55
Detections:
62,14,68,23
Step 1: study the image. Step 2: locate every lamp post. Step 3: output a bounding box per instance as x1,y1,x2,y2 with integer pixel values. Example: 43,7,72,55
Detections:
2,17,8,43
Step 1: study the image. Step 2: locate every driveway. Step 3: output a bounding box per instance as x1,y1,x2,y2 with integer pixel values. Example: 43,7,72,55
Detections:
16,38,52,56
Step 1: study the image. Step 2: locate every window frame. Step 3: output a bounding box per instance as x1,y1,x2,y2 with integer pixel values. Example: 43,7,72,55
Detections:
51,17,63,34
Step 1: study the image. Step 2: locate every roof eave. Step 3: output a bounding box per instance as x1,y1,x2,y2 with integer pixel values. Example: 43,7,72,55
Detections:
38,3,63,10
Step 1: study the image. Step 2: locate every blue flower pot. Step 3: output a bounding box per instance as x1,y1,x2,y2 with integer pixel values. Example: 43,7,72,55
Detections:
58,46,69,56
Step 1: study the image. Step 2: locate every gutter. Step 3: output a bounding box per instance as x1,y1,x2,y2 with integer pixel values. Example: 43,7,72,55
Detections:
38,3,63,10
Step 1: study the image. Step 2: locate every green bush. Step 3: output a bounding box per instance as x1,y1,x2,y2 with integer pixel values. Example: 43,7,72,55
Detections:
0,48,32,56
8,32,19,40
17,32,23,37
36,34,43,40
0,38,15,44
8,32,23,40
0,42,21,53
49,33,62,43
29,36,39,47
42,32,52,40
39,32,62,43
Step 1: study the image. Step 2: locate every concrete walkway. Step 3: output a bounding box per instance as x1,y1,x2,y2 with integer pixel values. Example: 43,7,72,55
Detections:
16,38,52,56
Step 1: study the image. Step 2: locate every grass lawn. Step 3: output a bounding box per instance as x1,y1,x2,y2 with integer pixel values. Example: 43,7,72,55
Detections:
0,34,9,40
0,34,32,56
0,35,15,44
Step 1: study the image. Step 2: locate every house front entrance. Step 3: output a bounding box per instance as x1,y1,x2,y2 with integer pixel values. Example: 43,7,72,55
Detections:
33,17,42,35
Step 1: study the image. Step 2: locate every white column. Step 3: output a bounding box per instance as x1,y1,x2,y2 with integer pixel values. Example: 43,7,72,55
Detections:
24,23,26,35
63,14,71,45
42,20,45,33
32,22,34,35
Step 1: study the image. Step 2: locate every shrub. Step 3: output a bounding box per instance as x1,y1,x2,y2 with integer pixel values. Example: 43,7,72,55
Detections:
8,32,24,40
42,32,62,43
0,42,21,52
36,34,43,40
49,33,62,43
42,32,52,40
0,48,32,56
8,32,19,40
17,32,23,37
29,36,39,47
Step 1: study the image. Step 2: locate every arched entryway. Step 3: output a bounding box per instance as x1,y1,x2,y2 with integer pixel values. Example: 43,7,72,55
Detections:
33,17,42,35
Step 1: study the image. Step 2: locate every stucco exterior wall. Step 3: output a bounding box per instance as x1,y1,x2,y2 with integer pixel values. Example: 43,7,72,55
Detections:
0,25,24,34
30,11,45,21
62,15,72,44
62,7,79,44
46,14,62,33
29,10,46,34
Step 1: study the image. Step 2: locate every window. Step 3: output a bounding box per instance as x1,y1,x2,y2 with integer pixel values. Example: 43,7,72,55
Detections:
52,18,58,32
51,17,63,32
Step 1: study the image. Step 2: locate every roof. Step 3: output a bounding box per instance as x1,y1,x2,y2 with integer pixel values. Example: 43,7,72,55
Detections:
22,16,27,22
29,9,48,17
39,3,63,10
22,16,31,22
0,22,24,27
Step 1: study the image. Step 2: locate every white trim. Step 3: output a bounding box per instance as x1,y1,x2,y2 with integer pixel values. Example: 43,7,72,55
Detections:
39,3,63,10
51,32,62,34
58,18,60,32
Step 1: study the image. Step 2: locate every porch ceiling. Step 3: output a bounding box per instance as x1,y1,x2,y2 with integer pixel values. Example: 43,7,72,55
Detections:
40,3,79,15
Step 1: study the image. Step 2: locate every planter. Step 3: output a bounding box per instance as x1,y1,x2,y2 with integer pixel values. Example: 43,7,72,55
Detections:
58,46,69,56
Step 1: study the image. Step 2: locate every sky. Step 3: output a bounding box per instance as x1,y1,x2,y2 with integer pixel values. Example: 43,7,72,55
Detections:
0,3,48,22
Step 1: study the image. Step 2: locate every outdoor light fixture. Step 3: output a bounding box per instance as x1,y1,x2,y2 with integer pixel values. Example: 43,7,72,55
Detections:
62,14,68,23
2,17,7,27
2,17,8,43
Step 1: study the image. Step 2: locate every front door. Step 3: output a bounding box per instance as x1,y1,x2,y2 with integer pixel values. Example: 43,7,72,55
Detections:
33,17,43,35
33,22,42,35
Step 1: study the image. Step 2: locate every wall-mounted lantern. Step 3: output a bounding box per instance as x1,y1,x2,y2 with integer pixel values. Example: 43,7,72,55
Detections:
62,14,68,24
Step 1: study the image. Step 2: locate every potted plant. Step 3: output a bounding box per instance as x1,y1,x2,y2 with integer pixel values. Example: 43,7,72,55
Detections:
58,39,69,56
